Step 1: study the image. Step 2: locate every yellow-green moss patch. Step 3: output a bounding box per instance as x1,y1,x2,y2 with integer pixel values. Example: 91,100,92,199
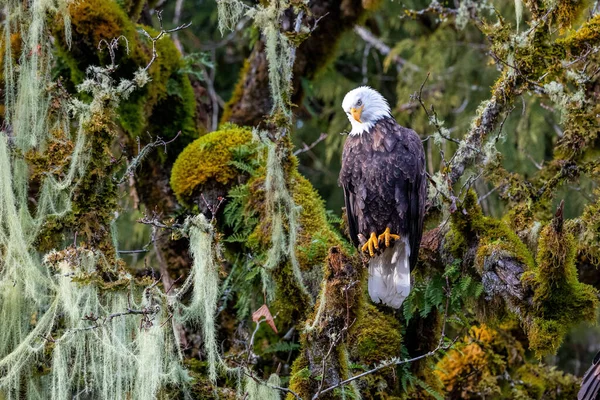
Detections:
170,124,253,204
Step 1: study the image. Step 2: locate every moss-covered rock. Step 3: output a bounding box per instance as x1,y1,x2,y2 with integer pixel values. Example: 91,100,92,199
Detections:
170,124,253,205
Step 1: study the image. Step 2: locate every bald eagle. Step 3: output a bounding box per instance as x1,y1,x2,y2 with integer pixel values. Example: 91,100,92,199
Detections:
339,87,426,309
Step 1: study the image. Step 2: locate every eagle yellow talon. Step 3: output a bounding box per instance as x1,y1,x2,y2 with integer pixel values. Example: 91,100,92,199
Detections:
378,227,401,248
361,232,379,257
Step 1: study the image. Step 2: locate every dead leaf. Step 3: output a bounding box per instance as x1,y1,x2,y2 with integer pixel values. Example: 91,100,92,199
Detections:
252,304,278,334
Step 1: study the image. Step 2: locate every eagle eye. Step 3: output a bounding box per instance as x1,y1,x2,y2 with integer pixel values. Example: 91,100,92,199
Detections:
356,99,363,106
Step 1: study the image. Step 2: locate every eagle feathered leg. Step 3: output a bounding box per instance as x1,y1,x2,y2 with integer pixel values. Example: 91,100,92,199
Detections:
377,227,401,248
361,232,379,256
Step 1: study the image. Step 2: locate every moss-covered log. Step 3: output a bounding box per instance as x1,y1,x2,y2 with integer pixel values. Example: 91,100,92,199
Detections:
288,247,363,399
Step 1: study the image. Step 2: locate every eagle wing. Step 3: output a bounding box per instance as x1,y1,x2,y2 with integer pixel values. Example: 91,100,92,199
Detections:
400,125,427,270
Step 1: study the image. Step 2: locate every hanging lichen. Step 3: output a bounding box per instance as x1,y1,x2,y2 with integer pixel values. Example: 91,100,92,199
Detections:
0,2,194,398
174,214,222,382
259,131,310,301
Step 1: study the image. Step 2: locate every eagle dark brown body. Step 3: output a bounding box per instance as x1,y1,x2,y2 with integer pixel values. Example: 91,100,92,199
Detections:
339,117,427,270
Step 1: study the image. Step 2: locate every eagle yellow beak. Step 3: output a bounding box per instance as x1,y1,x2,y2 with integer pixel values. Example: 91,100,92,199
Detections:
350,105,364,123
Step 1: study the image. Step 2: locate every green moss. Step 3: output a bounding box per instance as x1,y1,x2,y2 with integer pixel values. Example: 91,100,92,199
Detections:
525,224,599,357
349,303,401,364
475,218,536,274
553,0,587,32
557,14,600,53
183,359,237,399
271,260,313,326
170,125,253,204
125,26,198,144
503,203,535,234
446,190,484,257
58,0,141,83
447,191,535,273
575,189,600,267
436,324,525,398
116,0,145,21
291,171,348,269
448,195,598,358
287,352,312,400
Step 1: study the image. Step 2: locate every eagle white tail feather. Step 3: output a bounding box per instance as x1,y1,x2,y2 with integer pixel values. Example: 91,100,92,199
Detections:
367,237,411,309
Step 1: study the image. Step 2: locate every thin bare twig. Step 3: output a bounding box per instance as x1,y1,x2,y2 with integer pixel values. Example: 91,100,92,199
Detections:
312,323,353,400
293,133,328,156
141,11,192,72
117,131,181,184
354,26,420,72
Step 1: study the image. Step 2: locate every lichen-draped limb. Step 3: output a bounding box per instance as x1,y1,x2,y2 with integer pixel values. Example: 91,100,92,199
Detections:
0,2,200,397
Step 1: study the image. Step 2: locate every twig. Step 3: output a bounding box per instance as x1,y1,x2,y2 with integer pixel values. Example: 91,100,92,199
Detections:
97,36,129,72
353,26,420,72
137,211,183,231
165,274,184,295
477,185,499,204
76,307,158,331
293,133,328,156
117,131,181,184
200,193,225,222
141,11,192,72
117,249,149,254
312,324,352,400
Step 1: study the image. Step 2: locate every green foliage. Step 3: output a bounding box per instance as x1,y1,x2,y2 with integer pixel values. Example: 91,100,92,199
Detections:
403,261,483,325
512,363,580,399
262,341,301,354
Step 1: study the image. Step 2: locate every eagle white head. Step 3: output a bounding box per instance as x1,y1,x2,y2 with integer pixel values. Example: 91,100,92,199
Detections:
342,86,391,136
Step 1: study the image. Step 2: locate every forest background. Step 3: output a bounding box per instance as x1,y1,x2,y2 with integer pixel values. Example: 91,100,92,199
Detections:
1,0,600,399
